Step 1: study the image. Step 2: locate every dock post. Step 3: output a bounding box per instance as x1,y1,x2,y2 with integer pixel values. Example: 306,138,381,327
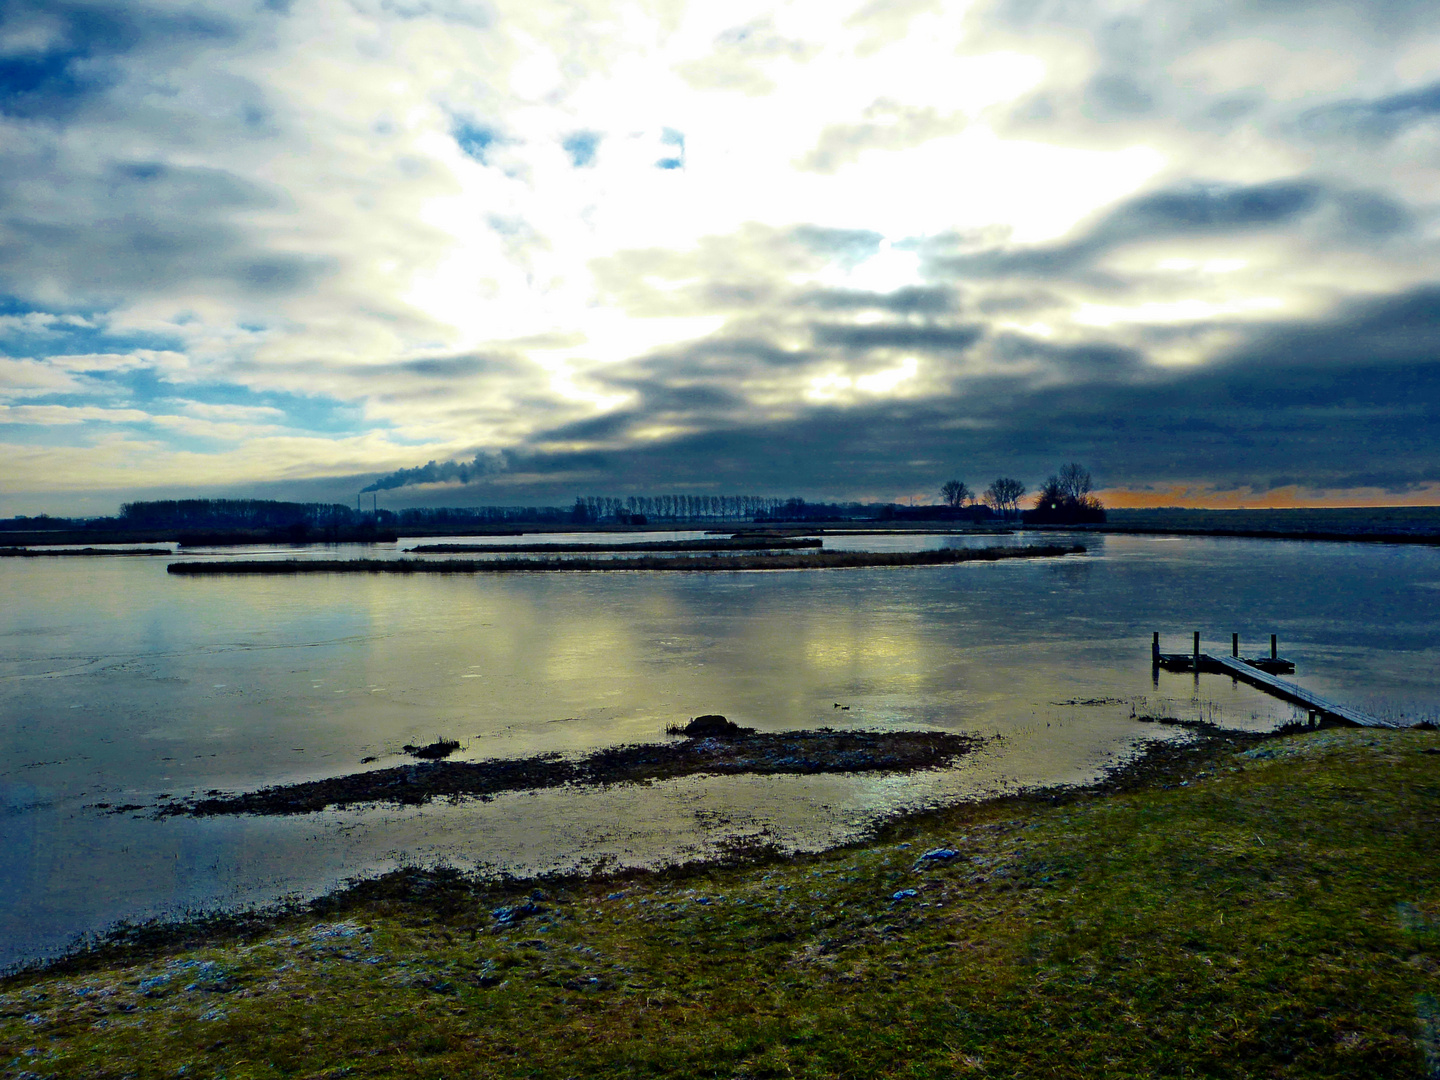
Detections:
1152,632,1160,665
1232,633,1239,658
1271,634,1278,661
1193,631,1200,673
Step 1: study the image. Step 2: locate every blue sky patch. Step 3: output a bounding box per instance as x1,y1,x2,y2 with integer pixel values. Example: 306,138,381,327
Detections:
562,131,600,167
454,121,502,162
656,127,685,169
0,305,184,362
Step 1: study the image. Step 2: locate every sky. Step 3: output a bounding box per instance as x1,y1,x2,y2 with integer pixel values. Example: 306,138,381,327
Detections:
1,0,1438,515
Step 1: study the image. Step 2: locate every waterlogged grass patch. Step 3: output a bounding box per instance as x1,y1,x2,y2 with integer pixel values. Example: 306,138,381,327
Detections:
4,727,1439,1078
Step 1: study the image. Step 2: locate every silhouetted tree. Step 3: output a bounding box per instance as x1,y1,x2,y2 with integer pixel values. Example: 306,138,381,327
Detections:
940,479,971,508
983,477,1027,518
1056,463,1093,501
1025,464,1105,524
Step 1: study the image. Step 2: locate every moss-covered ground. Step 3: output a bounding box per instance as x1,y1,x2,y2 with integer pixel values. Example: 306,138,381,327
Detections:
4,727,1439,1079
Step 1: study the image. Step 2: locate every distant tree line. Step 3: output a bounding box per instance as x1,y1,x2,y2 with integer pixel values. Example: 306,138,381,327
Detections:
11,470,1106,534
119,499,358,529
937,464,1105,524
570,495,809,523
395,505,573,527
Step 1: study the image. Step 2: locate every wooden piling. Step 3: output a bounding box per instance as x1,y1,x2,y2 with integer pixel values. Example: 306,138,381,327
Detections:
1232,632,1239,657
1151,631,1389,728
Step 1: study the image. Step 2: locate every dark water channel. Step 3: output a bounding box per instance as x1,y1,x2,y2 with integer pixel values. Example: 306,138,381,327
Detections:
2,531,1436,969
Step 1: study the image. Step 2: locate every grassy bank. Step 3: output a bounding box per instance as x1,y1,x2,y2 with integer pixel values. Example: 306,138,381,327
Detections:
5,727,1438,1078
166,544,1084,576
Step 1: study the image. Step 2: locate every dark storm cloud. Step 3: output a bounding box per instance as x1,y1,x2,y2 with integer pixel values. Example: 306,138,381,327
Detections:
931,180,1413,283
1229,285,1440,369
988,334,1146,379
572,340,800,428
410,283,1440,500
0,1,321,306
1299,80,1440,141
811,322,984,352
613,337,816,380
0,158,333,301
399,355,504,379
795,285,959,315
0,0,239,119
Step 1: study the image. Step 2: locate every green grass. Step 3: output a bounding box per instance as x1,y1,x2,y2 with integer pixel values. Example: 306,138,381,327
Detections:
4,727,1439,1078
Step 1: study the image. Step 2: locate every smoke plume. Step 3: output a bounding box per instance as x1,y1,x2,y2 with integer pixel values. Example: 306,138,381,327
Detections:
361,452,505,493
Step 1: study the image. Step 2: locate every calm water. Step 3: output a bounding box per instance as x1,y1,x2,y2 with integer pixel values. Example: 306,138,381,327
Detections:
2,531,1437,969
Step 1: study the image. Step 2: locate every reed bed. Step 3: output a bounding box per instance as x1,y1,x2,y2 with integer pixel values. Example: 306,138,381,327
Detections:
166,544,1085,575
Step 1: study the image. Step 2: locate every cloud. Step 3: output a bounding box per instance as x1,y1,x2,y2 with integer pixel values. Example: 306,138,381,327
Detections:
176,401,286,422
0,356,84,396
149,413,282,441
0,404,153,425
0,154,335,305
795,285,959,315
1299,80,1440,141
360,452,507,492
930,179,1376,282
1,0,1437,514
0,1,240,120
44,350,189,373
798,102,970,173
675,18,818,96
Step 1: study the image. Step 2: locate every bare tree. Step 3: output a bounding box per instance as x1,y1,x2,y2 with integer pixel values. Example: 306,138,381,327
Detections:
984,477,1027,517
940,479,971,508
1032,463,1104,521
1056,463,1093,501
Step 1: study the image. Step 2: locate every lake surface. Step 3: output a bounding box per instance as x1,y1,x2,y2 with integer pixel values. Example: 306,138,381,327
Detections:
2,531,1437,970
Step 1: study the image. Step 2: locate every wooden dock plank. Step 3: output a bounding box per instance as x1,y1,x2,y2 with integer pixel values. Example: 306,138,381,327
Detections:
1209,654,1394,728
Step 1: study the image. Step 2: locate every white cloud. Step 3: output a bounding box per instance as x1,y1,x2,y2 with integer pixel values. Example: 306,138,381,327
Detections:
45,351,189,373
0,358,84,397
0,0,1436,507
0,405,154,425
177,401,287,421
149,414,282,440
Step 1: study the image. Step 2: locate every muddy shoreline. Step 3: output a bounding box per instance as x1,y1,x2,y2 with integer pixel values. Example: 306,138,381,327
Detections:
25,721,1284,979
160,729,985,816
0,546,170,557
165,543,1085,576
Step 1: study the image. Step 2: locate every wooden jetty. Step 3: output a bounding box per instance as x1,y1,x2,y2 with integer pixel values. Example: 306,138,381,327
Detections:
1152,632,1394,729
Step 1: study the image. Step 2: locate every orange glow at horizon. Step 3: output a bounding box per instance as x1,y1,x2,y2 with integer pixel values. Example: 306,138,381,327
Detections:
1098,483,1440,510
